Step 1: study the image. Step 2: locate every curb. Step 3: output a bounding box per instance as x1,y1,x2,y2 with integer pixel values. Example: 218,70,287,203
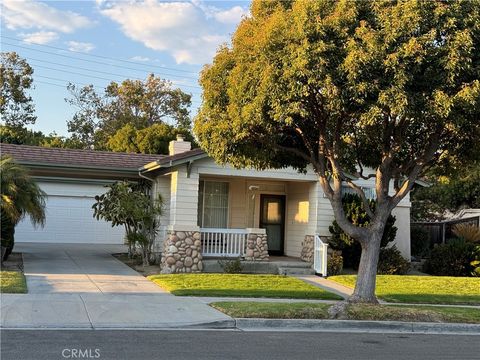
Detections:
0,319,237,331
234,318,480,335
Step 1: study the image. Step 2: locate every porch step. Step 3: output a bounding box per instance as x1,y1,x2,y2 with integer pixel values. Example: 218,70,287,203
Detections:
277,266,315,276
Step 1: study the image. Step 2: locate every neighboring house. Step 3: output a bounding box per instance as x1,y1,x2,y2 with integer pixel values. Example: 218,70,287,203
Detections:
1,139,411,273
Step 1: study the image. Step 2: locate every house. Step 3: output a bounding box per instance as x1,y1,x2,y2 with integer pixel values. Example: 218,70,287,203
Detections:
1,138,411,273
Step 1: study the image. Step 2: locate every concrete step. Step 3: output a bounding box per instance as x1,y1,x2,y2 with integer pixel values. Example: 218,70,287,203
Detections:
277,266,315,276
274,261,312,268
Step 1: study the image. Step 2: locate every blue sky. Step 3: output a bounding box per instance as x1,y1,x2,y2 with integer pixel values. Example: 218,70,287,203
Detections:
1,0,249,135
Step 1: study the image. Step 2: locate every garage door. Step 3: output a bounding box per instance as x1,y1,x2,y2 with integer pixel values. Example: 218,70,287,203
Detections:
16,181,125,244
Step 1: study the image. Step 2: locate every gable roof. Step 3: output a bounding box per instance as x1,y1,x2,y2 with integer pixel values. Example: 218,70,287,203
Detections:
0,143,165,170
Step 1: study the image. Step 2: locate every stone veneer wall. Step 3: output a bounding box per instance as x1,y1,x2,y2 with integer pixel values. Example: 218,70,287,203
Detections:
161,230,203,273
244,232,269,261
300,235,315,263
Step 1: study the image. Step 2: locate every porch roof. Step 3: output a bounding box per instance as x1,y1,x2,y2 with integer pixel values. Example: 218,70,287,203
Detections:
140,148,207,173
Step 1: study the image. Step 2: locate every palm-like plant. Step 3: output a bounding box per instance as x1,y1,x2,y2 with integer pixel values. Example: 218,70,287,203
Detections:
1,156,46,261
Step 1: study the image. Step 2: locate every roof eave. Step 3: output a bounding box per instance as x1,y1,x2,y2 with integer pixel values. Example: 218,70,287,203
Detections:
16,161,139,174
139,152,209,173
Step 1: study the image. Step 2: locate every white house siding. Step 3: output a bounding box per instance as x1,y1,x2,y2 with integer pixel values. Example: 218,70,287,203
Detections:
285,181,318,258
16,181,125,244
391,206,411,259
169,166,200,228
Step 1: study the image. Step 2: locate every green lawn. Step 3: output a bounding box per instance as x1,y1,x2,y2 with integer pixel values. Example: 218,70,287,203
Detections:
329,275,480,305
148,274,342,299
211,301,480,323
0,271,27,293
211,301,331,318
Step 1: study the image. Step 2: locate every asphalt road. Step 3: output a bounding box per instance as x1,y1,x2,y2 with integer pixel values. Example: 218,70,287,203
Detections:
1,329,479,360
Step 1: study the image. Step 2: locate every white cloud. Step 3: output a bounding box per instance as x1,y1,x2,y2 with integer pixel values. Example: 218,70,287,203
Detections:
211,6,247,24
2,0,93,33
130,56,151,62
20,31,59,45
98,0,244,65
66,41,95,53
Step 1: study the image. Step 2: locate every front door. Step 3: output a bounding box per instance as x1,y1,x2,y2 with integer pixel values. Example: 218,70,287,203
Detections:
260,195,286,256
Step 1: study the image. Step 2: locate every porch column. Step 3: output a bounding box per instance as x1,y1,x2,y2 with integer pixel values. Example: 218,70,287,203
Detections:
161,166,203,273
244,228,269,261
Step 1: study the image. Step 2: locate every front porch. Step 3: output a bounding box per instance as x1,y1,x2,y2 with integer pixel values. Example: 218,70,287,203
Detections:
153,157,327,273
201,255,316,276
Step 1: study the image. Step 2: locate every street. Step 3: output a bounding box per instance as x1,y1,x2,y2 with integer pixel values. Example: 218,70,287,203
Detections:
1,329,479,360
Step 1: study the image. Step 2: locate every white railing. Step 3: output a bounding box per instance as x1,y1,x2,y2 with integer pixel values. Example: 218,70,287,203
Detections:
201,228,248,257
314,234,328,276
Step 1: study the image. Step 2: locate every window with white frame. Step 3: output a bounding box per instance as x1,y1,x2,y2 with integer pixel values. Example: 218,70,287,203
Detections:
197,180,229,228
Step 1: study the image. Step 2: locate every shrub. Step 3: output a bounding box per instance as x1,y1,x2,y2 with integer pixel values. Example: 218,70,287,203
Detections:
410,226,431,259
377,246,410,275
424,240,478,276
452,223,480,243
218,257,244,273
327,252,343,276
329,193,397,269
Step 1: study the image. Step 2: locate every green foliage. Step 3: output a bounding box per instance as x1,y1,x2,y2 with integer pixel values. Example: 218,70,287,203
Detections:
218,257,244,274
107,123,195,154
328,194,397,268
327,252,343,276
0,157,46,260
410,226,431,258
0,125,45,146
378,246,410,275
412,164,480,221
0,52,36,127
0,125,85,149
92,181,163,265
195,0,480,175
424,240,479,277
66,74,192,150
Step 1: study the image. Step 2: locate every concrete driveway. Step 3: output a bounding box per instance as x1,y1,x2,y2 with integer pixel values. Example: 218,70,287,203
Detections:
18,243,164,294
1,243,232,329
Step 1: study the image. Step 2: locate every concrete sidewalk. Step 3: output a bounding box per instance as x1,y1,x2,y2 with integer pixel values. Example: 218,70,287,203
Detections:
295,275,353,299
0,294,233,329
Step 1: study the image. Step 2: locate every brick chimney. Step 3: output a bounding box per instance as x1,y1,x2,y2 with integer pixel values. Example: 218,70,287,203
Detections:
168,134,191,155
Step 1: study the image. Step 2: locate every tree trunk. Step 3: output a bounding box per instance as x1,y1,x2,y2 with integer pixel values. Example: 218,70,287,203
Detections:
349,231,383,304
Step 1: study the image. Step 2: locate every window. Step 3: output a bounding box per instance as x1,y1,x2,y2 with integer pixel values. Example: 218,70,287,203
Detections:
197,181,229,228
341,185,376,200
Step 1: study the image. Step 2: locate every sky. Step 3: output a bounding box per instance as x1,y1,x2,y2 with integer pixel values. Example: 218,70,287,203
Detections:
1,0,250,136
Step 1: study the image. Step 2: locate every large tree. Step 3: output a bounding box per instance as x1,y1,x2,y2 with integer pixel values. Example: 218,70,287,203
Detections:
66,74,192,150
0,52,36,127
194,0,480,303
106,123,195,154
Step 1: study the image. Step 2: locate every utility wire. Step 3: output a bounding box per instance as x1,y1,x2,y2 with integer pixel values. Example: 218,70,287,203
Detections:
1,35,198,75
26,56,201,88
2,42,200,82
31,63,202,93
34,78,202,105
